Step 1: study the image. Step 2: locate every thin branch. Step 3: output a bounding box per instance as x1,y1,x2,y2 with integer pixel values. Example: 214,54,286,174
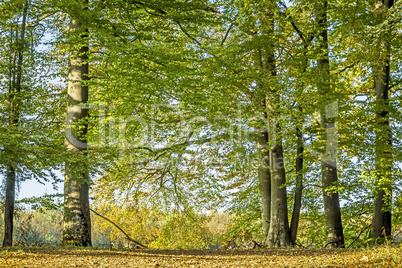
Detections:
389,81,402,91
332,62,359,75
176,21,202,45
279,2,305,41
26,13,54,27
130,146,154,152
90,208,148,248
347,224,371,248
303,183,323,189
279,1,314,43
221,23,233,46
204,7,256,36
129,133,223,154
130,1,167,16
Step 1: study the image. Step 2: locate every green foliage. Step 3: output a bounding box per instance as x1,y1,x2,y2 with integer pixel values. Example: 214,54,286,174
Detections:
224,212,263,244
0,0,401,250
150,209,213,249
16,194,63,212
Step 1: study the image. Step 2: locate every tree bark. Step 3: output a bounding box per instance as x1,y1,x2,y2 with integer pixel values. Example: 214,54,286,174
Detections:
257,129,271,242
316,0,344,248
3,167,16,247
2,0,28,247
62,14,92,246
266,140,292,247
290,127,303,245
258,8,291,248
369,0,393,244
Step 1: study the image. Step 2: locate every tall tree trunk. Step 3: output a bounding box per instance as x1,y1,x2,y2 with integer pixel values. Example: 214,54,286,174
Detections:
254,49,271,243
290,127,303,245
3,167,16,247
263,40,291,248
316,0,344,248
2,1,28,247
266,137,292,247
257,127,271,242
62,13,92,246
289,41,309,246
257,8,291,248
370,0,393,244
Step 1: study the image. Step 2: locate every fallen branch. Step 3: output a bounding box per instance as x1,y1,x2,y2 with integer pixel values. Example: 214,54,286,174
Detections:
90,208,147,248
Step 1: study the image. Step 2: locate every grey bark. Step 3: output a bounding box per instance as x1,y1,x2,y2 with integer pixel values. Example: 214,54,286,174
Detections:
266,140,292,247
369,0,394,243
62,17,92,247
2,1,28,247
317,0,344,248
259,9,291,248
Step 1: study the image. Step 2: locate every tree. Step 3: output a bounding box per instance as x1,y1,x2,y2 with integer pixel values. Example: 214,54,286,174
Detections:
0,0,69,247
2,0,28,247
370,0,394,243
53,0,401,249
290,125,304,245
261,10,292,247
316,0,344,248
257,125,271,243
62,0,91,246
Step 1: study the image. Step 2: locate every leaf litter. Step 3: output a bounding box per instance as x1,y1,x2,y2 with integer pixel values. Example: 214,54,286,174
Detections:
0,246,401,267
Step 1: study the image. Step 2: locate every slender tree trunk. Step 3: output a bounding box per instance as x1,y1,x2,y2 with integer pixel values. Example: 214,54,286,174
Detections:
62,14,92,246
316,0,344,248
254,52,271,242
3,167,16,247
370,0,393,244
2,1,28,247
290,42,309,246
257,128,271,241
290,127,303,245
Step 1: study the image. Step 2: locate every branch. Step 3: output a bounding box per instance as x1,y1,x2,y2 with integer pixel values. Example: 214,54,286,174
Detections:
176,20,203,46
389,81,402,91
252,240,263,249
14,12,55,28
130,133,223,154
347,224,371,248
204,7,256,36
130,1,167,16
221,23,233,46
279,2,305,41
26,13,54,27
90,208,148,248
175,20,222,61
331,62,359,75
279,1,314,43
303,183,323,189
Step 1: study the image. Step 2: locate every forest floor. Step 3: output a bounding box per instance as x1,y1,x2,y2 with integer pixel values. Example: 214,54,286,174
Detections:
0,246,401,267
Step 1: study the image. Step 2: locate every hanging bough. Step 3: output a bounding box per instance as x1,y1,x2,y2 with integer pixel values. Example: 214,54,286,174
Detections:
90,208,147,249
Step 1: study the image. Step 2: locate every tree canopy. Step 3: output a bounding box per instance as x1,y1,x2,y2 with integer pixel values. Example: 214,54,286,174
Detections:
0,0,401,249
